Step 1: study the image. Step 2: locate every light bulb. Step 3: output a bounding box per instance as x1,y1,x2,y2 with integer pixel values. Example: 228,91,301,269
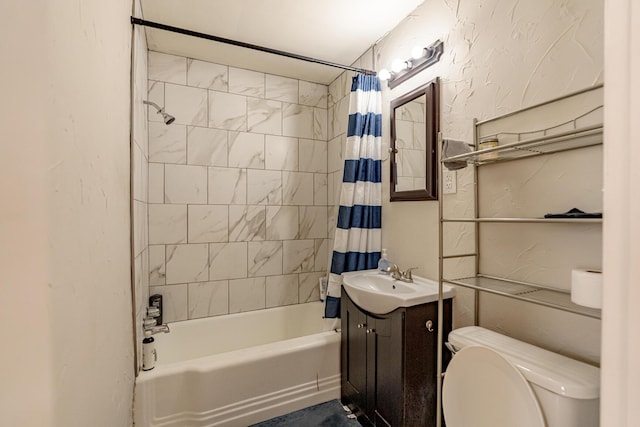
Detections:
411,46,425,59
391,58,406,73
378,69,391,81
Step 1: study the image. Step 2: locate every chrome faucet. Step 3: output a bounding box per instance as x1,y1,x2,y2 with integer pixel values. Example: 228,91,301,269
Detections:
143,306,170,334
402,267,418,282
387,264,418,283
387,263,401,279
145,323,170,334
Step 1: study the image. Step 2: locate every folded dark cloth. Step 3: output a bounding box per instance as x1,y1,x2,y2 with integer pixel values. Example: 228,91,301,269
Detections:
544,208,602,218
442,139,472,170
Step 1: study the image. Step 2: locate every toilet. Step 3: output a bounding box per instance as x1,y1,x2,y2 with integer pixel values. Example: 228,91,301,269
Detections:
443,326,600,427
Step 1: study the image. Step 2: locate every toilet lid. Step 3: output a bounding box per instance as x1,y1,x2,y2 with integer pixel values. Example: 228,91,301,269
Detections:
443,345,545,427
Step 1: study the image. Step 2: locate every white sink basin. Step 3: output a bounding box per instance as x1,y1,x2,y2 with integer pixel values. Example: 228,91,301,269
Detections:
342,269,455,314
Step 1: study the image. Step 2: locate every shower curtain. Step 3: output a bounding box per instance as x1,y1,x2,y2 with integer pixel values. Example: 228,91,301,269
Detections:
324,73,382,318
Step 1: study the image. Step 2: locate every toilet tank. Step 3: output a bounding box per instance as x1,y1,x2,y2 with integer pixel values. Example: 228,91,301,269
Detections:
448,326,600,427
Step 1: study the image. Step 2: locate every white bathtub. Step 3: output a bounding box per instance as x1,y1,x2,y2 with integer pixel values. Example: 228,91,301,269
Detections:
134,302,341,427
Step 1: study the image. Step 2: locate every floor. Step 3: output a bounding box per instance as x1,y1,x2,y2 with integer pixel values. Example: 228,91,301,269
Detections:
250,400,361,427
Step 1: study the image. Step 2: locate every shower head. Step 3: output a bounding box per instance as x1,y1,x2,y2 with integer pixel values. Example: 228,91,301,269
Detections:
162,112,176,125
143,100,175,125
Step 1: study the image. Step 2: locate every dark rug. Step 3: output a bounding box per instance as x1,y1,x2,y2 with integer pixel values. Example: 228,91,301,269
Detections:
250,399,361,427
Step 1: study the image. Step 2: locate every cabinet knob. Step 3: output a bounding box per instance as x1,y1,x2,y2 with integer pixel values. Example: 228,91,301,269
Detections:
366,328,376,334
425,320,434,332
357,323,366,329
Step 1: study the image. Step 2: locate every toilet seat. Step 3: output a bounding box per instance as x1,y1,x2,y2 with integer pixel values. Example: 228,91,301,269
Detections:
443,345,545,427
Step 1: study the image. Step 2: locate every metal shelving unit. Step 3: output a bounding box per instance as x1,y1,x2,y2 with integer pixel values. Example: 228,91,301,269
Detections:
439,84,603,321
434,85,604,427
437,85,603,427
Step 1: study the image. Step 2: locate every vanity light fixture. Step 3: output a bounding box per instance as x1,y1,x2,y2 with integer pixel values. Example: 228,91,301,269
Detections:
391,58,410,73
378,69,392,81
379,40,444,89
411,46,427,59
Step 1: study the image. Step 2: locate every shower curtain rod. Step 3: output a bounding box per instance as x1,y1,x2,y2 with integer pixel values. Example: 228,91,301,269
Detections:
131,17,377,76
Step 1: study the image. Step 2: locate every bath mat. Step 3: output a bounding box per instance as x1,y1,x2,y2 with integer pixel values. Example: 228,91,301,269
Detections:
249,399,361,427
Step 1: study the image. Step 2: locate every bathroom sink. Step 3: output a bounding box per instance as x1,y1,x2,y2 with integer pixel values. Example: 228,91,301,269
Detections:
342,269,455,314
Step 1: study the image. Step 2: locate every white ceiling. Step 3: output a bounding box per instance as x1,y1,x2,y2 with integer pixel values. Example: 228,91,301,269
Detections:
139,0,424,84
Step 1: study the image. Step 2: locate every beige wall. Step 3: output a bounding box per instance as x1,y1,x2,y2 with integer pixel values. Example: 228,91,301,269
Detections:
1,0,135,425
376,0,603,363
601,0,640,424
1,3,54,426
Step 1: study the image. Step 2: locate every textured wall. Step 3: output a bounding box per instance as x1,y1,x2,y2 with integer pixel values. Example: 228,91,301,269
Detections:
377,0,603,363
1,0,135,425
132,0,150,374
46,0,136,423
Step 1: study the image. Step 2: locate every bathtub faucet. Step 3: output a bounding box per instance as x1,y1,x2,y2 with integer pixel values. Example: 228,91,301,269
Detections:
144,306,170,334
145,323,170,335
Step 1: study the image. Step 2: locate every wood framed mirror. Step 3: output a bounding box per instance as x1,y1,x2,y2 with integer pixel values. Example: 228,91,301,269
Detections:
390,77,439,201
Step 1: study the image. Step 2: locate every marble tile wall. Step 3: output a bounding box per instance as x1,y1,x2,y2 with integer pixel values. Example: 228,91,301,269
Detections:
147,51,330,322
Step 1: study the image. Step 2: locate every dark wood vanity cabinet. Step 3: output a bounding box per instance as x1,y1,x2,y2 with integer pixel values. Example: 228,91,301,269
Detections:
341,288,452,427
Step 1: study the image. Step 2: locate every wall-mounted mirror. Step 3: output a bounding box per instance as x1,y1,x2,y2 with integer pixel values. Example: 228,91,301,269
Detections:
390,78,439,201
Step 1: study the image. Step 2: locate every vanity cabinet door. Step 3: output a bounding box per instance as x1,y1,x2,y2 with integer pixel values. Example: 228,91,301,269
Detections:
341,293,404,426
341,294,368,418
403,299,452,426
370,312,403,427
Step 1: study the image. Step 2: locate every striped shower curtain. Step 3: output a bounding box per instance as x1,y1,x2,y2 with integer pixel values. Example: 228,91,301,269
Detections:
324,74,382,318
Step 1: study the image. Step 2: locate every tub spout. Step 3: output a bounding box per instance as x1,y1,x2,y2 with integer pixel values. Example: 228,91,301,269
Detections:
143,316,170,335
146,324,170,335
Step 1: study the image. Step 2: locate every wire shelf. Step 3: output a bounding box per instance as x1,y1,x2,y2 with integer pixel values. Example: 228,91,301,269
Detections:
441,217,602,224
443,275,601,319
442,124,603,166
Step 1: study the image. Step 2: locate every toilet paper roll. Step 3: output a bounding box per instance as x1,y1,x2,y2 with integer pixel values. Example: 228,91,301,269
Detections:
571,269,603,309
